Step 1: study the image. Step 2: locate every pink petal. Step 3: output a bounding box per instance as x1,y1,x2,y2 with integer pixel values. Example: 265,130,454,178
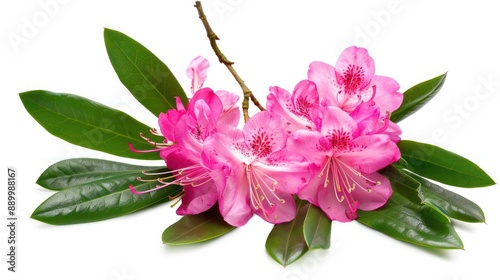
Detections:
174,115,203,154
384,121,402,142
243,111,286,159
287,130,327,165
266,86,293,118
352,172,392,211
215,90,239,111
218,167,253,227
257,149,313,194
158,97,186,142
370,75,402,112
339,134,400,174
217,105,240,127
176,182,218,215
267,86,316,133
201,128,253,226
308,61,339,106
202,126,246,170
254,191,296,224
349,101,381,135
189,88,223,118
186,99,218,141
215,90,241,127
291,80,320,124
335,46,375,93
320,106,359,140
186,56,210,94
317,178,357,222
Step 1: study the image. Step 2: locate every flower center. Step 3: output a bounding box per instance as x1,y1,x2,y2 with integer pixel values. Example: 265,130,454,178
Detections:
341,64,365,95
249,129,274,158
294,96,313,119
323,128,353,154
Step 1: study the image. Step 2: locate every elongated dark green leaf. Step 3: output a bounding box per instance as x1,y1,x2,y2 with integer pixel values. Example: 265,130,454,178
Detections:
19,90,161,160
391,73,447,123
407,172,485,223
31,165,182,225
380,165,423,205
104,28,188,116
399,140,495,188
393,157,408,169
357,191,464,249
162,206,235,245
303,204,332,249
37,158,157,191
266,198,308,267
383,165,450,224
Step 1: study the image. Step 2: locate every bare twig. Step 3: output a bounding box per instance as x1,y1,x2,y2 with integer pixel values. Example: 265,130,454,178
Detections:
194,1,264,122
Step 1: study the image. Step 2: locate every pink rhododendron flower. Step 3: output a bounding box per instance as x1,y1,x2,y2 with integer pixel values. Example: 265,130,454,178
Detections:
202,111,313,226
266,80,321,134
308,46,403,142
185,56,240,127
130,88,226,215
287,106,400,222
129,57,240,216
309,46,403,112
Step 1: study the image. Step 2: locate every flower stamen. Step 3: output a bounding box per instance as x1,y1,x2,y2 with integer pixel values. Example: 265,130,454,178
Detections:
246,164,281,216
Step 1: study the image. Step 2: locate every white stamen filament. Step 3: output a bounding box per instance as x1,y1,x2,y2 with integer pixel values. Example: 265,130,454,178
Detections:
320,157,382,206
149,128,163,137
246,164,280,216
140,132,171,148
132,164,211,195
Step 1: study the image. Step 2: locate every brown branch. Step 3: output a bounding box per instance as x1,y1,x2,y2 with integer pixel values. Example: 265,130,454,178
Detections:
194,1,264,122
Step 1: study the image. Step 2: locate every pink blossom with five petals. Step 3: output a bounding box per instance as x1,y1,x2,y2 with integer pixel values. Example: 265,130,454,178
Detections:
202,111,313,226
287,106,400,222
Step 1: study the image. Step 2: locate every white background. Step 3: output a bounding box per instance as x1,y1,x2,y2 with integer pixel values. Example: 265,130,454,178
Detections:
1,0,499,279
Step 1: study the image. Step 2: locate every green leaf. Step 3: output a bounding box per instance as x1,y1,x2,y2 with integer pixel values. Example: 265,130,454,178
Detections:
104,28,188,116
162,206,235,245
265,198,309,267
407,172,486,223
382,165,451,223
303,204,332,249
391,73,447,123
37,158,157,191
357,191,464,249
393,157,408,169
19,90,161,160
380,165,423,205
399,140,495,188
31,164,181,225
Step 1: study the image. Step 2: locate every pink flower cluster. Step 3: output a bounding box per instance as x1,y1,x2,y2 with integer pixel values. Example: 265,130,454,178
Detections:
130,47,402,226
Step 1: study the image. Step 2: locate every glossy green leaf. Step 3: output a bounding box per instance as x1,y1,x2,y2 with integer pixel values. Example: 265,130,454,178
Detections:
303,204,332,249
37,158,157,191
19,90,161,160
382,165,451,224
380,165,423,205
391,73,447,123
31,165,181,225
104,28,188,116
393,157,408,169
357,191,464,249
162,206,236,245
407,172,486,223
266,198,309,267
399,140,495,188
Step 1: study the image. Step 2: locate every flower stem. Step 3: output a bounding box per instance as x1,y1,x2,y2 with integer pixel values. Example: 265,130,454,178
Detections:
194,1,264,122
